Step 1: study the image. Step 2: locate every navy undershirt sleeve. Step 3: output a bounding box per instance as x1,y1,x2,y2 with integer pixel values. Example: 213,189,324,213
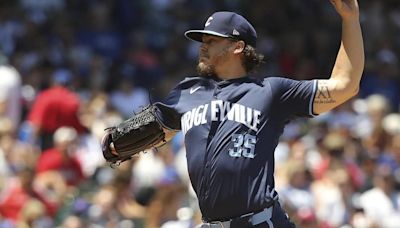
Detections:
154,87,182,131
154,77,202,131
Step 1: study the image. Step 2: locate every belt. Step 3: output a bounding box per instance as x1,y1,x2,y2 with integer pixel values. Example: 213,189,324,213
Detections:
199,207,274,228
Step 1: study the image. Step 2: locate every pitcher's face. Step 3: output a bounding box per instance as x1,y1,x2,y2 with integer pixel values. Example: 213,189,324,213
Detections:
197,35,235,77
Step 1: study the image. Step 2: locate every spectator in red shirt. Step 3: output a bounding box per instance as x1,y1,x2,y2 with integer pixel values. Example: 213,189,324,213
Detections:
36,127,84,186
0,167,35,221
0,166,55,220
28,69,86,150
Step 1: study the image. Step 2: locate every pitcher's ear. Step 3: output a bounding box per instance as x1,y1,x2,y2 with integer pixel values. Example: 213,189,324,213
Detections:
233,40,245,54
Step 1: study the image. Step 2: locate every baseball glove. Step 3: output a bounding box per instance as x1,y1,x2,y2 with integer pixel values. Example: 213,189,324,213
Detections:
101,105,166,166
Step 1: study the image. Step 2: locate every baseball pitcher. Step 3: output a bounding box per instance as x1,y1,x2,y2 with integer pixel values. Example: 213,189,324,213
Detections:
102,0,363,227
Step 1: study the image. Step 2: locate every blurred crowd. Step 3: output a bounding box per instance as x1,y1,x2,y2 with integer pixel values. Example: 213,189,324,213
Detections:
0,0,399,227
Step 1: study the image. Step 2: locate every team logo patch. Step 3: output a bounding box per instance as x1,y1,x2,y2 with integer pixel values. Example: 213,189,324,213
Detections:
205,17,213,27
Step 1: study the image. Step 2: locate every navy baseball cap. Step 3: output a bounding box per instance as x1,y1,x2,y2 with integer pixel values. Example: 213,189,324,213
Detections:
185,11,257,47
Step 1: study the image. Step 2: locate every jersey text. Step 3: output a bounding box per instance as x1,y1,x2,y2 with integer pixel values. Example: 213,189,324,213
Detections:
181,100,261,135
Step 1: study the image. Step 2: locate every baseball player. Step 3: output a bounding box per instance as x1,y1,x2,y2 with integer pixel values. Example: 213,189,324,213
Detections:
102,0,363,227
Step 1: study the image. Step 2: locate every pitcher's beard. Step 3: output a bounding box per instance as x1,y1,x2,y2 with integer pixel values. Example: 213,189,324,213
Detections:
197,48,229,78
197,62,216,77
